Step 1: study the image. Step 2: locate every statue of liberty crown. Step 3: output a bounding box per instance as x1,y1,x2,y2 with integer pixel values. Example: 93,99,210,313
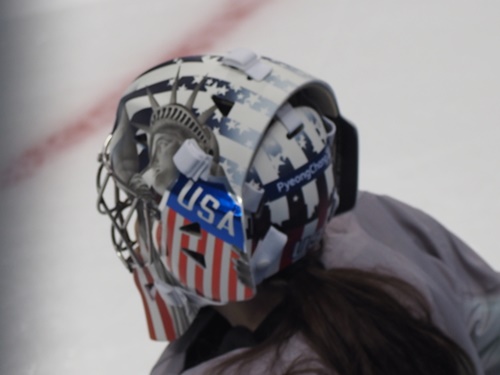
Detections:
132,66,220,162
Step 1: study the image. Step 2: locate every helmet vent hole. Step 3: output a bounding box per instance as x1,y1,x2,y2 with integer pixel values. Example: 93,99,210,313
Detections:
287,124,304,139
211,95,235,117
181,248,206,268
180,222,201,236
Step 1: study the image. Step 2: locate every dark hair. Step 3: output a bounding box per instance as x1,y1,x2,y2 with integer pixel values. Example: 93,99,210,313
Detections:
213,253,476,375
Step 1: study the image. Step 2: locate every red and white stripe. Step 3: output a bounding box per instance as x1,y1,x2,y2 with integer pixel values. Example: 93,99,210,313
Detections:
158,205,253,304
133,265,178,341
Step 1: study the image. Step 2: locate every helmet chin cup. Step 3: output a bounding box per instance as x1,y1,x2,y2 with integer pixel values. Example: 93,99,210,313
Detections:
97,48,358,341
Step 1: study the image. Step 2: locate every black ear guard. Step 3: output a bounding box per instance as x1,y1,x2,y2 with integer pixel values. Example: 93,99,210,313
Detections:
287,85,359,216
332,114,358,215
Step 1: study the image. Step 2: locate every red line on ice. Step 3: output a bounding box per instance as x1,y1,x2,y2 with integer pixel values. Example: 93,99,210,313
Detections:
0,0,271,189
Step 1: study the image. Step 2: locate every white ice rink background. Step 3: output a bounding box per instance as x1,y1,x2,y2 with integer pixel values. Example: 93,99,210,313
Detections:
0,1,499,374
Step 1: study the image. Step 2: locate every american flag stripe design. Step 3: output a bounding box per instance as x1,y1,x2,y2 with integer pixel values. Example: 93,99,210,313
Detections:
166,206,181,272
148,276,179,340
162,206,251,304
167,210,184,282
211,238,224,301
194,229,208,296
202,232,216,300
178,222,190,285
281,221,306,269
218,240,232,302
133,265,177,341
183,225,200,295
228,250,238,300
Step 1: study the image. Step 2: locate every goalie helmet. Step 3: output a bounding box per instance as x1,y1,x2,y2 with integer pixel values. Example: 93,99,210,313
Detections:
96,49,358,341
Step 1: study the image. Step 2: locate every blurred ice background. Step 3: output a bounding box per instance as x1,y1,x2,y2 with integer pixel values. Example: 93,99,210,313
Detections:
0,1,498,374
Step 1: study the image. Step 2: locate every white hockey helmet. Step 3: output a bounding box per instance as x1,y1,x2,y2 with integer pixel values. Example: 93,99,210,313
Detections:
96,49,358,341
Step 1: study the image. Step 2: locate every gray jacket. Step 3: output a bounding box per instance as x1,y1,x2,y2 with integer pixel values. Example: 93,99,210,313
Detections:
151,192,500,374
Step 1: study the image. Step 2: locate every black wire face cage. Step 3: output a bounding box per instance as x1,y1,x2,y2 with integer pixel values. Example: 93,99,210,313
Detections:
96,134,170,281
